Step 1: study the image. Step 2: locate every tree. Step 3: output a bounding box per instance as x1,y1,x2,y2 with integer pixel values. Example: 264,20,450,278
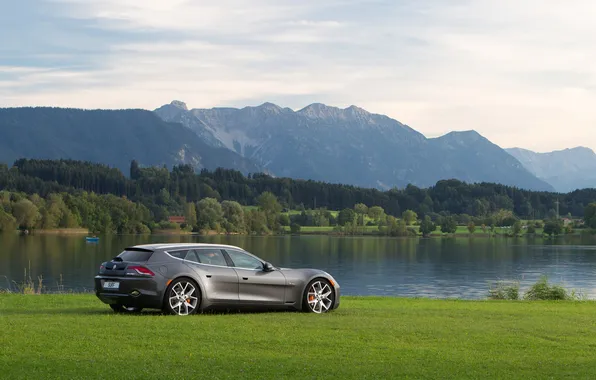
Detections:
367,206,385,224
512,221,522,236
244,209,269,235
419,216,436,237
257,191,282,214
184,202,198,228
386,215,407,236
278,214,291,227
290,223,301,234
471,199,488,217
439,216,457,234
196,198,223,231
12,199,40,230
221,201,245,233
493,209,518,227
130,160,142,180
354,203,368,226
0,208,16,232
258,191,282,231
338,208,356,226
527,224,536,234
584,203,596,229
543,219,563,236
402,210,418,226
467,222,476,234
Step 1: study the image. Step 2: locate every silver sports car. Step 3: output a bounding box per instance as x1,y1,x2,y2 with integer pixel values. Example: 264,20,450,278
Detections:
94,243,340,315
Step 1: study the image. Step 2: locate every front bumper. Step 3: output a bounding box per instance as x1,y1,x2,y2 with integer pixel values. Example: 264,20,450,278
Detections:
94,276,164,309
333,285,341,310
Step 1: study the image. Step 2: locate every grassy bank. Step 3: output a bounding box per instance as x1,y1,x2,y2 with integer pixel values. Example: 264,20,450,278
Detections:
1,295,595,379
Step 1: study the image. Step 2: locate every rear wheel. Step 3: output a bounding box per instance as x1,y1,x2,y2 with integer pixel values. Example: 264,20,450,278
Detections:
164,278,200,315
110,304,143,313
303,278,335,314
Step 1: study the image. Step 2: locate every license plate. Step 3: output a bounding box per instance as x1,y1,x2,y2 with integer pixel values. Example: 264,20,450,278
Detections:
103,281,119,290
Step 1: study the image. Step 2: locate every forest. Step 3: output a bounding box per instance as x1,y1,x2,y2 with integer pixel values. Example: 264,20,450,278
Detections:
0,158,595,235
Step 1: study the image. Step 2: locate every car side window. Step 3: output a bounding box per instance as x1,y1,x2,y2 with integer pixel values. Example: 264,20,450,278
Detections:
195,249,228,267
184,250,200,263
168,250,188,259
225,250,263,270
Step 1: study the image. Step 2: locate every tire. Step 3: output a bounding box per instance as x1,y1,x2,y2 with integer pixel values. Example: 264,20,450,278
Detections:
303,278,335,314
110,304,143,313
163,278,201,316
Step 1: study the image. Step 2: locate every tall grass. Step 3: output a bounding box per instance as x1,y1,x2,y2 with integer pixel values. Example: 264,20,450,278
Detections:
13,261,42,295
488,280,521,300
3,261,67,294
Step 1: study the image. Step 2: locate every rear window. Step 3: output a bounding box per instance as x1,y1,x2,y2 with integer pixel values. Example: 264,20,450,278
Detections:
117,249,154,262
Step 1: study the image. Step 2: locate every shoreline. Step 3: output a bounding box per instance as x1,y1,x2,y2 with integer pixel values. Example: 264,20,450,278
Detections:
4,230,590,238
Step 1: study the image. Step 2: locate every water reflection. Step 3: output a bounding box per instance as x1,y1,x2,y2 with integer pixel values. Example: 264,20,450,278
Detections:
0,233,595,299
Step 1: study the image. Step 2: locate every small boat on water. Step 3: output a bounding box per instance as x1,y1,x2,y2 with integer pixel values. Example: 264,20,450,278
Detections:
85,236,100,243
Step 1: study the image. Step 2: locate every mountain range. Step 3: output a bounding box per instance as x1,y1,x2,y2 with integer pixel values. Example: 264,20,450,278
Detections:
0,102,593,193
0,107,259,175
506,147,596,193
155,101,555,191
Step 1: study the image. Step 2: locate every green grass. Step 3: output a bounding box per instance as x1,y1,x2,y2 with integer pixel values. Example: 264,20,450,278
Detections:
1,295,596,379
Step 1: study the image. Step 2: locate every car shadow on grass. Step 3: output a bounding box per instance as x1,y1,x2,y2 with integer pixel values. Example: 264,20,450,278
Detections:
1,307,304,317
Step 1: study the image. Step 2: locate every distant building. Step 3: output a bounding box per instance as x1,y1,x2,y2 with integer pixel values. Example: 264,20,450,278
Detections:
168,216,186,224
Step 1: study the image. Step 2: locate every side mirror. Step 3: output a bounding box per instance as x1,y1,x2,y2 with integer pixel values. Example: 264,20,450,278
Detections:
263,262,275,272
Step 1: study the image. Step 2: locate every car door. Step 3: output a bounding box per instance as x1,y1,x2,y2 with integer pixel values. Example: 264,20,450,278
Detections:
184,249,239,305
222,249,286,305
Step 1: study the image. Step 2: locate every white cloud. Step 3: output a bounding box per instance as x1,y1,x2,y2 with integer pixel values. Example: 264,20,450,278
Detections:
3,0,596,152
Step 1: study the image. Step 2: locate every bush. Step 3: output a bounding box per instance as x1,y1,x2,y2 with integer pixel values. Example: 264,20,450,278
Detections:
488,276,585,301
488,280,520,300
158,221,179,230
290,223,301,234
524,276,570,300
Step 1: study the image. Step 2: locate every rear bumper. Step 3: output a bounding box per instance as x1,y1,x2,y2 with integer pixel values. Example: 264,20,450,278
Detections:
94,276,164,309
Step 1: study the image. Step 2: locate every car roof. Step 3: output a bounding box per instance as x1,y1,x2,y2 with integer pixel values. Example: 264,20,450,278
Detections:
128,243,244,251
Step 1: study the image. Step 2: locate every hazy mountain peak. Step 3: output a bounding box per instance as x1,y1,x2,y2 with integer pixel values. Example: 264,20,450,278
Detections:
255,102,285,114
346,105,370,117
170,100,188,111
297,103,371,120
506,146,596,192
435,130,484,144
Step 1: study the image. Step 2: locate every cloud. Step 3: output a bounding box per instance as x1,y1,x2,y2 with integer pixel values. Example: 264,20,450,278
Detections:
2,0,596,152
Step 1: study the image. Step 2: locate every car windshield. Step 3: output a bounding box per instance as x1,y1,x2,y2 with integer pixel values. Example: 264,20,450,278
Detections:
117,249,154,262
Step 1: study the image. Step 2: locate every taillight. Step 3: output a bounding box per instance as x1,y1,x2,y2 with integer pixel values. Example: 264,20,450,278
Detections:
127,266,155,276
100,265,105,271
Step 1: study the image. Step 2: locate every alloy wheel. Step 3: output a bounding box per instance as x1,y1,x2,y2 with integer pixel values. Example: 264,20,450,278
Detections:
167,279,200,315
306,279,334,313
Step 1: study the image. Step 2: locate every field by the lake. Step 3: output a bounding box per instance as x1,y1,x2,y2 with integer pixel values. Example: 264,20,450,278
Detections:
1,294,595,379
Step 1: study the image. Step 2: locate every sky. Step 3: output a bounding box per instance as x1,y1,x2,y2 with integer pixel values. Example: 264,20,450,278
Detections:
2,0,596,152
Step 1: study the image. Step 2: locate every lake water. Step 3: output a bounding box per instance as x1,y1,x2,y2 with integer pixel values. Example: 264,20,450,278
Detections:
1,233,596,299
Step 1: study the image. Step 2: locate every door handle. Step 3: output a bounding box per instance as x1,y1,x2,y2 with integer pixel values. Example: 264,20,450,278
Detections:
206,275,212,278
242,277,248,280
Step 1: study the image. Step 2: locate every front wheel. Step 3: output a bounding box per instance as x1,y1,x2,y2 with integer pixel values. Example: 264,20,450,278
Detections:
110,304,143,313
303,278,335,314
163,278,201,315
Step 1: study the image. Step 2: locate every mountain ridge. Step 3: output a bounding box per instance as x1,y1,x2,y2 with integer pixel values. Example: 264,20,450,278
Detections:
506,146,596,192
155,101,555,192
0,106,262,176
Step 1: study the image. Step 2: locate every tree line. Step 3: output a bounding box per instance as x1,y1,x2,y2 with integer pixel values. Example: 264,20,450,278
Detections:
1,159,595,235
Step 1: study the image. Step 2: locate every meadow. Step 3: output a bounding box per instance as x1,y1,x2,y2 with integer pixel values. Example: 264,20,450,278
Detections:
1,295,595,379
